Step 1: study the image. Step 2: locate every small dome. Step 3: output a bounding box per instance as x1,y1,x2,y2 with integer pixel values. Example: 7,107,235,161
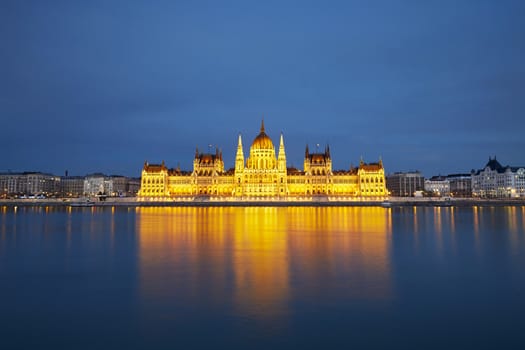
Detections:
251,120,274,150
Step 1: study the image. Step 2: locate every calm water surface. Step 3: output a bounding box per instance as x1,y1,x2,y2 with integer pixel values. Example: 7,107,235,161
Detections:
1,206,524,349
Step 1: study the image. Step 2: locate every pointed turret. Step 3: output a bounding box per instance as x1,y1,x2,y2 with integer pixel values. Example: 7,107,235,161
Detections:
234,133,245,196
324,143,332,173
195,146,199,158
278,133,285,157
260,119,265,133
304,144,310,173
235,133,245,172
278,133,286,171
237,134,244,155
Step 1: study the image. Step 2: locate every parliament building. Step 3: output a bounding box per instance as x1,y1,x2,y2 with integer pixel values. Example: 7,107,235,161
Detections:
138,121,387,200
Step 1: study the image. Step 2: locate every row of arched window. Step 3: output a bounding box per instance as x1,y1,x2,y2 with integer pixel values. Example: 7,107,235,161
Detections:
360,177,384,184
143,178,164,184
310,169,328,175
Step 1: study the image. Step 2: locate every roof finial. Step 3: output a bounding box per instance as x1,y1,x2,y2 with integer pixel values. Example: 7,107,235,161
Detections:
260,117,265,133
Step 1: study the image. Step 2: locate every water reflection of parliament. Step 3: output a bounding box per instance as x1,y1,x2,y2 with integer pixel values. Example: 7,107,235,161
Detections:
137,207,393,320
138,121,387,199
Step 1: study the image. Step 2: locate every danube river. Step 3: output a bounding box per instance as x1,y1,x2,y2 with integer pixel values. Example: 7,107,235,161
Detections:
1,206,524,349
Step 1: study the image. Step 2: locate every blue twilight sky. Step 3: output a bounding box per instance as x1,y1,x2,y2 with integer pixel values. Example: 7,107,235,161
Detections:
1,0,524,177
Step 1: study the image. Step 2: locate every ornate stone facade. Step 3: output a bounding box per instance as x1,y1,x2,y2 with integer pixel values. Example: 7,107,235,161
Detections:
139,121,387,200
471,157,525,198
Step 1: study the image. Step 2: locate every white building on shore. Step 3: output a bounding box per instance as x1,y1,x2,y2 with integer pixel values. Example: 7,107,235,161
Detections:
0,172,60,197
424,173,472,197
471,157,525,198
84,174,112,196
424,175,450,196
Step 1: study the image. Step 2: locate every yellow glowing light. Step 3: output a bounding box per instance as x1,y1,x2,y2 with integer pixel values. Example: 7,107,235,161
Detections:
136,206,394,324
138,123,387,201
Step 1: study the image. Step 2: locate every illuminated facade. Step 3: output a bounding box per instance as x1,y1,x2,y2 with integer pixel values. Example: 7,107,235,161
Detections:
138,121,387,200
472,157,525,198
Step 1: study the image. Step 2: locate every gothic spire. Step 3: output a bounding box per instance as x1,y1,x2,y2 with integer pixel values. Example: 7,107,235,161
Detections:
278,133,286,159
236,134,244,157
237,133,243,148
235,133,244,170
260,118,265,133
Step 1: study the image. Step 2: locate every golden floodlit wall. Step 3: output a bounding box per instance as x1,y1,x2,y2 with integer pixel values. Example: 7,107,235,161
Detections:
138,121,387,200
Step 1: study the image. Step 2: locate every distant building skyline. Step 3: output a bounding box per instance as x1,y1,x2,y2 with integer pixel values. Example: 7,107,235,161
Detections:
0,171,139,198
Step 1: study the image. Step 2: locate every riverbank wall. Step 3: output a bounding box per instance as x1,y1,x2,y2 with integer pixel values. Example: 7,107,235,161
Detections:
1,197,524,208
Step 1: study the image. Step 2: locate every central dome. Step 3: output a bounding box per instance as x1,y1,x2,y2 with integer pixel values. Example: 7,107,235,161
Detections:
251,120,274,150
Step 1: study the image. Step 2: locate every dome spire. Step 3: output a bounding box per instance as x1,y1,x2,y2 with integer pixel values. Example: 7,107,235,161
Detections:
260,118,265,133
251,120,274,150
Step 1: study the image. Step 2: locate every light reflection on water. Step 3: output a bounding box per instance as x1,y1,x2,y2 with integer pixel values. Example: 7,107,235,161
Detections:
1,205,525,349
136,207,393,326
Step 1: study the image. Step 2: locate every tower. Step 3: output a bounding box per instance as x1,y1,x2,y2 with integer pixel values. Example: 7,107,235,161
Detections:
277,133,288,196
304,144,310,174
234,134,244,196
235,134,244,172
278,133,286,172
